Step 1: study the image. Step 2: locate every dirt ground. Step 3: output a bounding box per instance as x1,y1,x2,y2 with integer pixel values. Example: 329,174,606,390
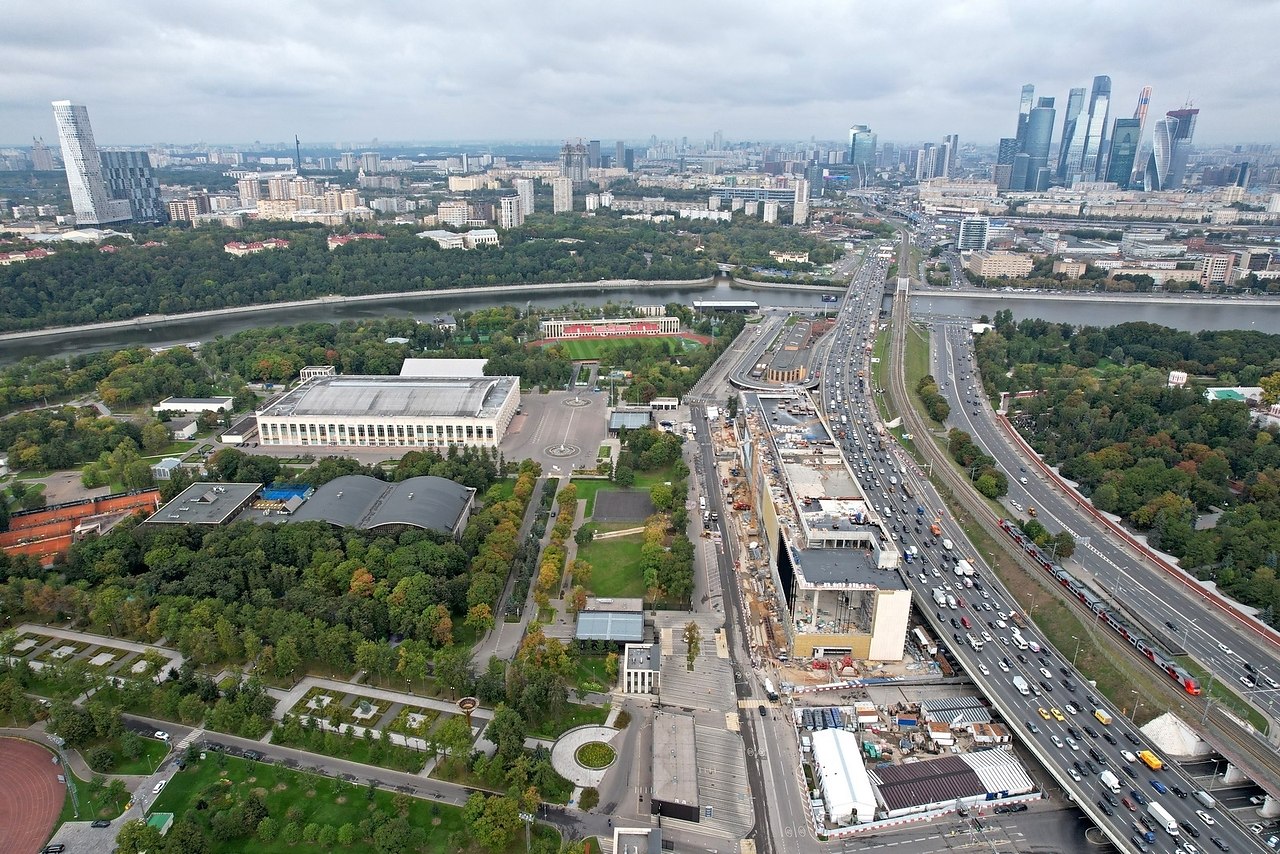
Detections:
38,471,110,505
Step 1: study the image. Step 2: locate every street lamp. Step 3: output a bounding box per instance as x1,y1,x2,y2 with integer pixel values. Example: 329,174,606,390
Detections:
1130,690,1142,723
1071,635,1081,669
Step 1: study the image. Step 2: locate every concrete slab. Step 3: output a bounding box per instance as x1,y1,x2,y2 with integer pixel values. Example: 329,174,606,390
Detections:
592,490,656,522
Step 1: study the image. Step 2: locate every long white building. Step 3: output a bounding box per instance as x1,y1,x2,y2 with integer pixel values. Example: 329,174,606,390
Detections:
256,375,519,449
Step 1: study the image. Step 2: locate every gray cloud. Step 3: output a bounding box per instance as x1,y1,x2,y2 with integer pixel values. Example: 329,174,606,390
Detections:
2,0,1276,146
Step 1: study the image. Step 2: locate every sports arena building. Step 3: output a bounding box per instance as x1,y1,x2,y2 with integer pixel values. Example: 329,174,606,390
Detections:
540,316,680,339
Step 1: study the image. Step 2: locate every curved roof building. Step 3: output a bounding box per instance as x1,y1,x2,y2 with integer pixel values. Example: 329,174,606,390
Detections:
285,474,474,536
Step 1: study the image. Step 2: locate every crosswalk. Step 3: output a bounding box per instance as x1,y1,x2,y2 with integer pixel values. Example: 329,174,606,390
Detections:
176,728,204,751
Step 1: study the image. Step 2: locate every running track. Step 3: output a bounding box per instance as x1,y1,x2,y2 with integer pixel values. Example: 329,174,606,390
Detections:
0,738,63,854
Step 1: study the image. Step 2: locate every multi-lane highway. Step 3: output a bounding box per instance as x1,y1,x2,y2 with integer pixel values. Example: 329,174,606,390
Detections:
929,318,1280,728
807,230,1269,852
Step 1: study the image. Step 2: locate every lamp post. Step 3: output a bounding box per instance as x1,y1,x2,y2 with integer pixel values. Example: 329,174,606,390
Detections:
1071,635,1081,669
1130,690,1142,723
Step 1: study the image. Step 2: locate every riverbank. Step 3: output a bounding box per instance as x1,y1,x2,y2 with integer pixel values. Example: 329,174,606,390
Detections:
0,274,845,344
913,286,1280,308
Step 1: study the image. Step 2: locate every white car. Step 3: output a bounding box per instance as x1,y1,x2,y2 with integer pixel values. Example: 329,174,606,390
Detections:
1065,737,1079,751
153,780,166,795
978,663,990,676
1050,735,1064,748
1040,668,1053,678
998,660,1009,672
981,631,992,643
997,620,1007,629
1196,810,1216,826
154,731,171,742
1068,766,1081,781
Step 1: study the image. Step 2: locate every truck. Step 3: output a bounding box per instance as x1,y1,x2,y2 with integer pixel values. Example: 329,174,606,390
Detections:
1132,822,1156,844
942,538,954,551
965,633,983,652
932,588,947,607
954,559,975,577
1012,676,1030,696
1098,769,1121,793
1093,709,1113,726
946,595,957,609
1137,750,1164,771
1147,802,1179,836
1193,790,1217,809
763,679,778,701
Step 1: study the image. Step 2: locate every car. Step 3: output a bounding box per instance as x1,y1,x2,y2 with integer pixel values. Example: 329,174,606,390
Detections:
1131,835,1149,852
42,847,65,854
978,663,990,676
1067,766,1081,781
1130,789,1147,806
1038,707,1051,720
1103,732,1117,745
1104,792,1120,807
1041,680,1054,693
1050,735,1064,748
1025,720,1040,733
1151,779,1168,794
1170,785,1187,799
1123,765,1137,779
91,819,112,828
994,803,1028,814
1040,667,1053,678
1064,681,1077,693
1065,737,1079,751
153,780,166,795
155,730,171,741
1218,643,1234,655
1051,708,1065,722
1252,825,1266,835
1065,703,1079,715
1166,620,1179,631
998,660,1009,672
1084,725,1099,738
1097,799,1115,816
1210,837,1230,852
1067,726,1082,739
1241,675,1257,688
759,705,768,717
1180,821,1202,838
1197,810,1216,826
1125,732,1142,746
1085,760,1098,775
1122,797,1136,811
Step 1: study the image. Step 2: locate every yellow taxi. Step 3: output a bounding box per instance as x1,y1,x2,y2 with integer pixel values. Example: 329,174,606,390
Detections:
1037,707,1051,720
1051,708,1066,722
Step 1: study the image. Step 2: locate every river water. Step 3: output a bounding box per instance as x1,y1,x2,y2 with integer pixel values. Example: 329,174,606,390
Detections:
1,279,1277,365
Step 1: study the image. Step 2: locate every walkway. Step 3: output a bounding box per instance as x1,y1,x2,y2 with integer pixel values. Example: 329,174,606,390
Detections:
15,623,184,673
548,724,622,789
472,475,551,666
268,676,493,723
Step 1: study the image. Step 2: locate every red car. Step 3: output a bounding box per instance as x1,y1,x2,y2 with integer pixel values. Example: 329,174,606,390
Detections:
1122,798,1136,812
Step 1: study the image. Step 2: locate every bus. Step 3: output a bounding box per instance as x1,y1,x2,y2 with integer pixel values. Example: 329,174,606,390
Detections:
912,626,937,656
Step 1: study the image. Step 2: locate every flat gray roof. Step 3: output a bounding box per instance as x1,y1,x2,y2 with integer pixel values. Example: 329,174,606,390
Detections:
653,711,699,808
609,410,653,431
258,375,516,420
147,482,262,525
626,643,658,672
282,475,473,533
787,545,905,590
575,610,644,643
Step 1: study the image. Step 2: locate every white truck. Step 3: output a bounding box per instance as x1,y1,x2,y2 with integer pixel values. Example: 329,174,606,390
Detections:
954,559,975,577
1012,675,1030,696
942,537,954,551
932,588,947,607
1147,802,1179,837
1098,769,1121,793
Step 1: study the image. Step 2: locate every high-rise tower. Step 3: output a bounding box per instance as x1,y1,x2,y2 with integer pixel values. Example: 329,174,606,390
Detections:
51,100,130,226
848,124,876,188
1077,75,1112,180
1102,118,1141,187
1145,107,1199,191
1130,86,1153,186
1055,88,1086,180
1014,84,1035,149
1023,97,1057,191
559,142,589,184
30,137,55,171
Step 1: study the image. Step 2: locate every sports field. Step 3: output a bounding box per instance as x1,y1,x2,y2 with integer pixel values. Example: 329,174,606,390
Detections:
547,334,705,361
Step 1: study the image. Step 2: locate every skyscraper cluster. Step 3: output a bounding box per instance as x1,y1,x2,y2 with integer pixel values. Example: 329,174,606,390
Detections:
51,100,163,225
995,78,1199,192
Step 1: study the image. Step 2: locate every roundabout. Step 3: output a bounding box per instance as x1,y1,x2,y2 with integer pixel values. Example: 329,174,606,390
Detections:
549,725,621,788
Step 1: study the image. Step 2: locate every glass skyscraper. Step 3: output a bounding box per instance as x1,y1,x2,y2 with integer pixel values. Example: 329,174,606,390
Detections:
1102,118,1141,187
1056,87,1086,180
1078,75,1112,180
1023,97,1056,191
52,100,130,226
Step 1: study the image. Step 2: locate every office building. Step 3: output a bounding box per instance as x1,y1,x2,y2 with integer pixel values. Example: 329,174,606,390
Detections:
1022,97,1056,191
360,151,380,174
1103,118,1141,187
256,375,520,450
514,177,535,215
559,142,589,183
1234,161,1251,189
994,137,1019,190
499,195,524,230
1055,87,1086,180
30,138,55,171
100,150,163,222
965,250,1034,278
1077,75,1112,180
957,216,990,251
51,100,130,226
615,140,626,171
1145,107,1199,191
792,180,810,225
1130,86,1153,186
1014,84,1036,149
587,139,601,169
849,124,876,187
552,177,574,213
805,162,824,199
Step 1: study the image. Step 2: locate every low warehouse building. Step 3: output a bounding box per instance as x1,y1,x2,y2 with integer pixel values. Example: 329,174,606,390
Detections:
810,728,877,826
871,751,1036,819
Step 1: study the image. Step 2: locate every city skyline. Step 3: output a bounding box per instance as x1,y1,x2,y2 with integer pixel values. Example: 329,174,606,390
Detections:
2,1,1279,147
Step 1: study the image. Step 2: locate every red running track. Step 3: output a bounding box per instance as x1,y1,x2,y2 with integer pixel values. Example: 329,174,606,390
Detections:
0,738,64,854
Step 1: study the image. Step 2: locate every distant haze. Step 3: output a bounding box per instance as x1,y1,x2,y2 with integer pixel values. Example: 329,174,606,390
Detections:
2,0,1277,146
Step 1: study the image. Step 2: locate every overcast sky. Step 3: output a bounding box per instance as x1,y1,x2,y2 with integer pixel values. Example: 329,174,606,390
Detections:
3,0,1277,148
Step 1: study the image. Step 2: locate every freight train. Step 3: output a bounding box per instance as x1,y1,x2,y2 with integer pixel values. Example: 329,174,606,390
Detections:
997,518,1201,696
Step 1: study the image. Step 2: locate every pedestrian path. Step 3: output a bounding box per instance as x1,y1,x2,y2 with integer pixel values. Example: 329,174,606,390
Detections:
176,728,204,752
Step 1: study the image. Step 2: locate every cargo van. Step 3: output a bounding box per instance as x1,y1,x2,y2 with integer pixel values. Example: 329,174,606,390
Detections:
1093,709,1113,726
1194,790,1217,809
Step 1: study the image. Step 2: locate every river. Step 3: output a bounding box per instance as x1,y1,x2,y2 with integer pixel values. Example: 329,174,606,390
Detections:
1,278,1277,365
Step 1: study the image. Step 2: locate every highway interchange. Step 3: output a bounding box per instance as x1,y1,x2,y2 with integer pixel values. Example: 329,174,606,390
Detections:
733,226,1276,853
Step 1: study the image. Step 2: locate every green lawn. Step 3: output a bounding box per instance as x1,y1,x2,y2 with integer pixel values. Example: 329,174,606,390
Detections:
140,440,198,460
904,322,931,396
84,733,170,776
576,532,646,597
571,656,614,691
870,327,892,422
15,470,52,479
150,752,554,854
528,702,611,740
270,726,427,773
1177,656,1268,733
483,478,516,504
632,465,676,489
571,478,615,517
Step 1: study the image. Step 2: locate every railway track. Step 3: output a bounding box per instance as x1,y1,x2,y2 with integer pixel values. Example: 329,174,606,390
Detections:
883,263,1280,794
